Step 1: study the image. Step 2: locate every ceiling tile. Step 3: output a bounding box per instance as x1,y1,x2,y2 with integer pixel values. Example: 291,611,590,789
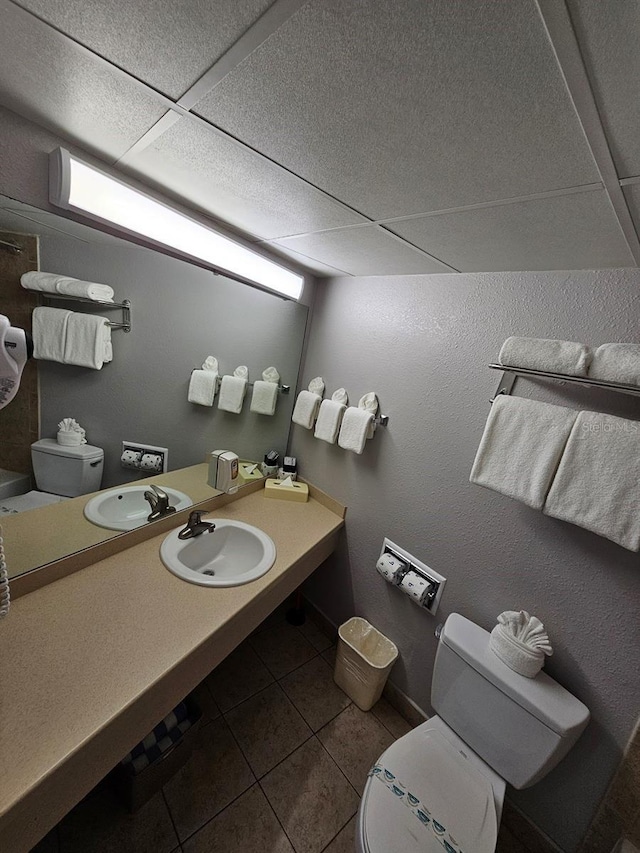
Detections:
622,185,640,238
0,0,167,161
264,241,352,277
567,0,640,179
14,0,274,100
195,0,599,219
124,114,367,240
270,225,452,275
386,190,634,272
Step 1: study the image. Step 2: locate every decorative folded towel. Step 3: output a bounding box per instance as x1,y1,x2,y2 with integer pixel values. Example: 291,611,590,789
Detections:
543,410,640,551
63,312,110,369
32,306,71,363
251,366,280,416
490,610,553,678
218,365,248,413
21,271,114,302
292,377,325,428
499,336,592,376
338,393,379,454
588,343,640,386
57,417,86,446
188,356,219,406
470,394,578,510
314,388,348,444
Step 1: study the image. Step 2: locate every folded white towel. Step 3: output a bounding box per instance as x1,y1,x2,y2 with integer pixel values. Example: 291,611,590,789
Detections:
103,326,113,364
338,393,379,454
499,336,592,376
470,394,578,510
189,370,218,406
218,365,248,413
57,417,86,445
292,377,325,429
588,343,640,386
32,307,71,363
314,388,348,444
250,366,280,415
543,410,640,550
63,312,110,369
21,272,114,302
490,610,553,678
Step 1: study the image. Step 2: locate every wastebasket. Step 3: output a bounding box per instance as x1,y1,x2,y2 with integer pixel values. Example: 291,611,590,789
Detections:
334,617,398,711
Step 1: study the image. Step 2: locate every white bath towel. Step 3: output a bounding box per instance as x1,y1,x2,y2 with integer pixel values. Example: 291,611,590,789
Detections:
544,410,640,551
250,366,280,415
499,336,592,377
588,343,640,386
292,377,325,429
489,611,553,678
338,393,379,454
188,356,219,406
32,306,71,363
63,312,110,369
470,394,578,510
21,272,114,302
314,388,348,444
218,365,248,413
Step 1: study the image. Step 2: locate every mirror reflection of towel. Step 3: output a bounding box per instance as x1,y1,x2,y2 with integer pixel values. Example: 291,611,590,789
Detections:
63,313,110,369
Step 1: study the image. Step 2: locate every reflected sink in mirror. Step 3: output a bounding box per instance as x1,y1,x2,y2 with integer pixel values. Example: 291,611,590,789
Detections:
160,518,276,587
84,485,192,531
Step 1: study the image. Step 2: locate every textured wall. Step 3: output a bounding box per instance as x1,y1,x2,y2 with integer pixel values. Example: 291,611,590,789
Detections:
291,270,640,851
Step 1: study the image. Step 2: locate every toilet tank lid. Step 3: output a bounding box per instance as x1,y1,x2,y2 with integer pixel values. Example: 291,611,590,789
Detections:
32,438,103,461
441,614,589,738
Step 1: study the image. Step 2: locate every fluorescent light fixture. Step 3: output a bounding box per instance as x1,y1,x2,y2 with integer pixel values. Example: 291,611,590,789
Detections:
49,148,304,300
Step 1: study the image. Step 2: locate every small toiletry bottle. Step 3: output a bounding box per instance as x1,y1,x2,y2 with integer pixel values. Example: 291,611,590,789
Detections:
260,450,279,478
279,456,297,481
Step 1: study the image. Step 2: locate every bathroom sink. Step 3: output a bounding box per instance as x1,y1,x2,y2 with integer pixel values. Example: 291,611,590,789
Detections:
160,518,276,587
83,485,192,531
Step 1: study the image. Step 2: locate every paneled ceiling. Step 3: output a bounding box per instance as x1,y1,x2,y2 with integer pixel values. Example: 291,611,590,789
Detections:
1,0,639,277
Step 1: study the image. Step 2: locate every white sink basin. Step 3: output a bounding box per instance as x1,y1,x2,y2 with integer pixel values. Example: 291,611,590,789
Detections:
160,518,276,587
84,485,192,531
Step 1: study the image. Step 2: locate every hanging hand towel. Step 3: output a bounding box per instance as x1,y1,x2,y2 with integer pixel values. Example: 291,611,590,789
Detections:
588,343,640,386
188,356,219,406
218,365,248,413
63,312,110,369
291,377,325,428
21,272,114,302
490,610,553,678
469,395,578,510
32,306,71,363
338,393,379,454
499,337,592,377
314,388,348,444
250,366,280,416
543,410,640,551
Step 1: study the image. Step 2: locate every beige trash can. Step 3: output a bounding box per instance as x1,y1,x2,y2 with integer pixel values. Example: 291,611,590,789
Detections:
334,617,399,711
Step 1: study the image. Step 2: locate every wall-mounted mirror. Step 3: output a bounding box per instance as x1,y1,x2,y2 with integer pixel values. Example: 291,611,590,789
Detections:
0,195,309,578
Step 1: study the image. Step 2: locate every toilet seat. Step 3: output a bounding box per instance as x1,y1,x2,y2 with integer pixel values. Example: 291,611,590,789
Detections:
358,728,498,853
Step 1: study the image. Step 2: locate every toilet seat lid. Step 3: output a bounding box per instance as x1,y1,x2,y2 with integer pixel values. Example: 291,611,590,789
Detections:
361,729,497,853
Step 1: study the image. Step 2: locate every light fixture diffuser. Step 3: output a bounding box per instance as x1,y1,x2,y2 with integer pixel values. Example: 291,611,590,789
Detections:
49,148,304,300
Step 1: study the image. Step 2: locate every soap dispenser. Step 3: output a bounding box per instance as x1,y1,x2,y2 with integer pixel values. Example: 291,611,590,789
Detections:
208,450,239,494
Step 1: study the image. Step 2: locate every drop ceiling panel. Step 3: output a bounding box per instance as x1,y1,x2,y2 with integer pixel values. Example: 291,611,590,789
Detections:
387,190,634,272
622,185,640,238
124,114,367,240
270,225,452,275
13,0,274,100
0,0,167,161
196,0,600,220
567,0,640,179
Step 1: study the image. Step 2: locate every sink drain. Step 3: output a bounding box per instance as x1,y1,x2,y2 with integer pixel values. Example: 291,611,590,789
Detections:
202,569,216,576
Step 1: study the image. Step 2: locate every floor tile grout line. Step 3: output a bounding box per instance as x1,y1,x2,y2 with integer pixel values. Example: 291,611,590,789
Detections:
317,811,358,853
315,731,363,801
171,777,257,849
256,777,299,852
160,788,182,850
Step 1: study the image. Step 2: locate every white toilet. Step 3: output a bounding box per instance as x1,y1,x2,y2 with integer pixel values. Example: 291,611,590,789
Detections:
356,613,590,853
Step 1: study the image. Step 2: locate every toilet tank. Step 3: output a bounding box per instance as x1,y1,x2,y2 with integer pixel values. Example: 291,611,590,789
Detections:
31,439,104,497
431,614,589,789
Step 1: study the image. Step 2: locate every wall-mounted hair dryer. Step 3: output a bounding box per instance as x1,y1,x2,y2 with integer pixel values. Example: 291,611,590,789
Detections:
0,314,32,411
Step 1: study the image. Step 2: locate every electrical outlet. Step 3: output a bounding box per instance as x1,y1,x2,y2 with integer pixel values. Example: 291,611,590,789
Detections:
380,537,446,615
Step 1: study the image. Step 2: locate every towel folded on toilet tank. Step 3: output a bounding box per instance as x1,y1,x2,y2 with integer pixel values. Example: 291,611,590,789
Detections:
490,610,553,678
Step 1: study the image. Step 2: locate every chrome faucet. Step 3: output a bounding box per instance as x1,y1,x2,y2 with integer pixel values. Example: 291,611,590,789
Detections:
178,511,216,540
144,484,176,522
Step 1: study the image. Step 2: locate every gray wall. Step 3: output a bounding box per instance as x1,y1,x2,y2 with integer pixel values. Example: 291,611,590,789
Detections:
291,269,640,852
37,236,307,487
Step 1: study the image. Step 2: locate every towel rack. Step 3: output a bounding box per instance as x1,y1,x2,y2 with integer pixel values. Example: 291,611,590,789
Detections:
489,363,640,401
191,370,290,394
41,294,131,332
0,237,23,255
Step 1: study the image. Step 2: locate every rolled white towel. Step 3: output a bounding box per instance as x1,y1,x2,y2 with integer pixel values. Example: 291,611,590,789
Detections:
32,306,71,363
338,393,379,454
250,366,280,416
188,356,219,406
292,377,325,429
314,388,348,444
63,313,110,369
489,610,552,678
588,343,640,386
21,272,114,302
218,365,248,413
499,336,592,377
21,272,66,293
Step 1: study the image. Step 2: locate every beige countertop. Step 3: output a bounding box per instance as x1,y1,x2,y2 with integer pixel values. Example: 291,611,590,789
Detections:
0,485,344,852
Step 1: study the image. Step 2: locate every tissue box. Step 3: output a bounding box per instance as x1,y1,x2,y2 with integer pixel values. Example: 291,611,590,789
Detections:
238,460,264,485
264,478,309,503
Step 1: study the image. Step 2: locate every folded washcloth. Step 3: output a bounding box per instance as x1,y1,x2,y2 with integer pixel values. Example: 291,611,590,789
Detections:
63,312,110,369
499,336,592,377
338,392,379,454
21,271,114,302
490,610,553,678
588,343,640,386
470,394,577,510
292,377,325,429
314,388,348,444
32,306,71,363
543,410,640,551
188,356,219,406
218,365,248,413
57,417,87,445
251,366,280,416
